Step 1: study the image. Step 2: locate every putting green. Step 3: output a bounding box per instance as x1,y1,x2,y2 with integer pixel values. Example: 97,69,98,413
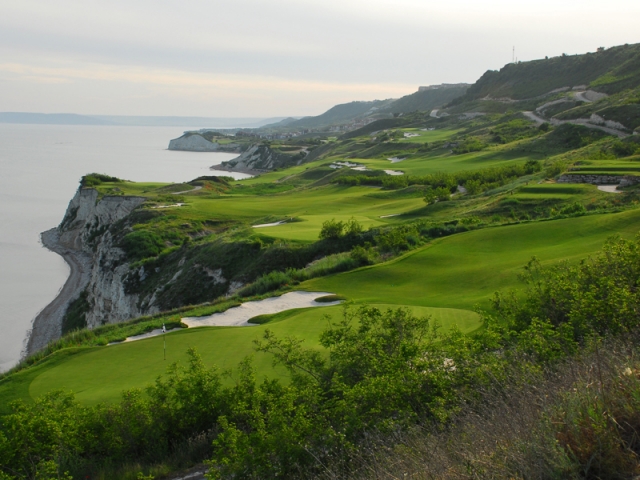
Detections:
6,210,640,409
17,305,479,406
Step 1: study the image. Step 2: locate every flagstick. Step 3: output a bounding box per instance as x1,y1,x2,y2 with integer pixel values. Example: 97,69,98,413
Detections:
164,334,166,360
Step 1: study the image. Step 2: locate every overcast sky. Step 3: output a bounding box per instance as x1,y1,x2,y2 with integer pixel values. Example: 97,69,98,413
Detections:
1,0,639,117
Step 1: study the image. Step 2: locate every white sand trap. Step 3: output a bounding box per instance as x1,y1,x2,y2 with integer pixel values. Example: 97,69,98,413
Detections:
598,185,622,194
182,291,342,328
384,170,404,176
253,220,288,228
108,327,182,345
351,166,368,171
404,132,420,138
387,157,406,163
152,203,185,209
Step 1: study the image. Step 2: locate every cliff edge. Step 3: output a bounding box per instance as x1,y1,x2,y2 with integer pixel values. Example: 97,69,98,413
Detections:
27,188,146,355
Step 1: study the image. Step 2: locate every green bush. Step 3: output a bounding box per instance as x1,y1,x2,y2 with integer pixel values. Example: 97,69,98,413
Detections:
237,270,293,297
61,290,90,334
319,218,344,240
121,230,165,261
81,173,122,188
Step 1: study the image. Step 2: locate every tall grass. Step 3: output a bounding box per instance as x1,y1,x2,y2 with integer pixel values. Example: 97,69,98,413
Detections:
312,334,640,479
237,252,362,297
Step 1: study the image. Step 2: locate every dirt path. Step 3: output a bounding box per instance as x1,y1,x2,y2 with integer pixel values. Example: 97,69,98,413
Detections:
522,111,629,138
171,186,202,195
25,229,92,355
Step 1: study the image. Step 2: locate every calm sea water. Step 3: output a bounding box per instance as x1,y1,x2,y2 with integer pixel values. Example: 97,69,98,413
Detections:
0,124,249,372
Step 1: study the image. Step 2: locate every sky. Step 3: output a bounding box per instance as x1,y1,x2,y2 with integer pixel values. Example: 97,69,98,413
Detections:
1,0,639,117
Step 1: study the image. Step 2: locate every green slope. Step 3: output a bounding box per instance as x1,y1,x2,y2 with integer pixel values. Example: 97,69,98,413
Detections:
306,209,640,310
0,305,479,409
453,43,640,102
4,209,640,409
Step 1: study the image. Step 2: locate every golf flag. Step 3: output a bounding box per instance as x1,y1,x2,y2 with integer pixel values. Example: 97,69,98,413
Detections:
162,324,166,333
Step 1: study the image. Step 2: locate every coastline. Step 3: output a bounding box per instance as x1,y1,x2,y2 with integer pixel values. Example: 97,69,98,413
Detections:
25,228,92,356
210,163,264,177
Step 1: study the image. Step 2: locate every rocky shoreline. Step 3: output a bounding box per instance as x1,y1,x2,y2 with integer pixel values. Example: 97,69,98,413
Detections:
25,228,92,356
210,163,264,176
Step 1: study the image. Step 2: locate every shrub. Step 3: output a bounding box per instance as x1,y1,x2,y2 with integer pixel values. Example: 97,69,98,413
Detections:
81,173,122,187
319,218,344,240
237,270,293,297
121,230,165,261
350,244,376,266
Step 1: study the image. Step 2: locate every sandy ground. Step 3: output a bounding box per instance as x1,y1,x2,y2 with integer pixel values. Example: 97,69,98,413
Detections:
252,220,288,228
171,186,202,195
384,170,404,176
152,203,185,209
597,185,622,194
388,157,406,163
182,291,342,328
108,327,182,345
26,228,92,355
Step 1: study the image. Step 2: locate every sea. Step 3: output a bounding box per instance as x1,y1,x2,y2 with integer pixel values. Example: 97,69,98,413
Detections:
0,124,250,372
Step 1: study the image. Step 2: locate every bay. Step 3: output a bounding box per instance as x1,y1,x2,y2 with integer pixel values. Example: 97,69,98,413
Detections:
0,124,249,372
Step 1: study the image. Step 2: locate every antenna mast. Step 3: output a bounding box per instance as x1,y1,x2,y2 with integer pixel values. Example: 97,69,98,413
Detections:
512,46,515,63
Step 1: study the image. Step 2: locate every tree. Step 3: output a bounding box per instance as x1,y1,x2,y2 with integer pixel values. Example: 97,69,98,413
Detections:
319,218,344,240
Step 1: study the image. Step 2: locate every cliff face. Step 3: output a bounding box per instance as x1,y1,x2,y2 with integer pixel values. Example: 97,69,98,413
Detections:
221,144,306,172
168,134,240,152
57,188,149,329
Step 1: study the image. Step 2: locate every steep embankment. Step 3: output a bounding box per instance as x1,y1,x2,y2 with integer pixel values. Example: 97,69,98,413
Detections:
215,144,307,172
168,133,240,152
28,188,145,354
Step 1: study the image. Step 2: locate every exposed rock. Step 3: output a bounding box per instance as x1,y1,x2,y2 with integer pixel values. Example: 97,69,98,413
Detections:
220,144,306,172
557,174,640,187
168,133,240,152
589,113,628,132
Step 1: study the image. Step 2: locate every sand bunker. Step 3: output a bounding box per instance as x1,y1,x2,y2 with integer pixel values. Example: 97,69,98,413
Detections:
384,170,404,176
598,185,622,194
182,291,342,328
152,203,185,209
109,327,182,344
253,220,289,228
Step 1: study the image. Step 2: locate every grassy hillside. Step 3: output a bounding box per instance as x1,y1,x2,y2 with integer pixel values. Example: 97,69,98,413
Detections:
3,40,640,480
381,85,469,114
4,208,640,411
284,99,394,128
453,42,640,102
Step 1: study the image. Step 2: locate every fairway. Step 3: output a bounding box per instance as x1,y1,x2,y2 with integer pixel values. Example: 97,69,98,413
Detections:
0,305,479,408
6,210,640,409
187,185,425,240
344,146,543,177
306,209,640,309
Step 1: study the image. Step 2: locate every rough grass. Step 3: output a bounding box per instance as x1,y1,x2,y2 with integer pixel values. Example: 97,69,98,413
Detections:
0,304,480,408
317,333,640,479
